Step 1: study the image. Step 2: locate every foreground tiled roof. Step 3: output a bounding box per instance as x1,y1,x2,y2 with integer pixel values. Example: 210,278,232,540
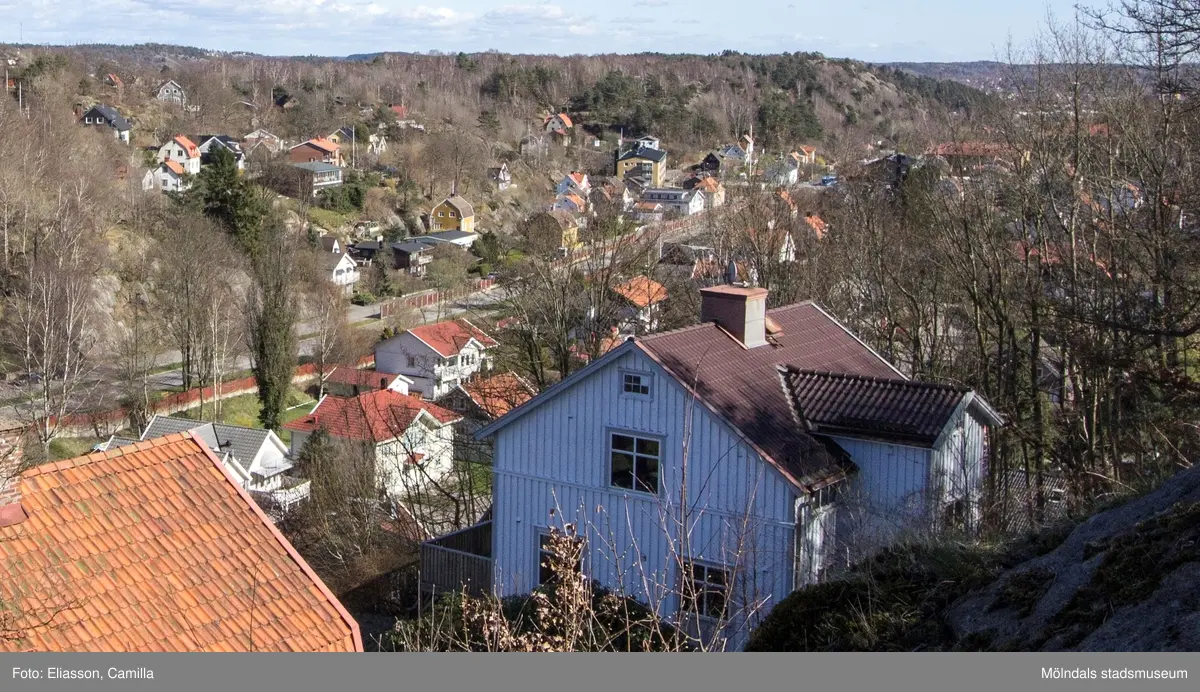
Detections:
408,319,497,358
0,434,361,652
460,373,537,419
284,389,461,443
638,302,902,489
781,367,968,445
613,276,668,308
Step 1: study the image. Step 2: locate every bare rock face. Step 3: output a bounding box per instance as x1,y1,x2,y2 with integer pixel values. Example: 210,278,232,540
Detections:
947,466,1200,651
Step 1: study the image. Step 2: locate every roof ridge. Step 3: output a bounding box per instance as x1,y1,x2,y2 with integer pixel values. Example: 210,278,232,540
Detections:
22,432,195,477
785,366,969,392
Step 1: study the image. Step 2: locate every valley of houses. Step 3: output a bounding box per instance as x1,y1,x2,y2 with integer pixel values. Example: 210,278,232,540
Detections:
0,88,1020,652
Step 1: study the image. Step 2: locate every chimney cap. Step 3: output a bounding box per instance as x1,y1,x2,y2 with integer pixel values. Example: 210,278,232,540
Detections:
700,285,768,299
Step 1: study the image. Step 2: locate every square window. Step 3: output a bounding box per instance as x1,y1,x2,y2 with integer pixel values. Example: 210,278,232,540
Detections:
622,372,650,395
610,432,660,494
681,561,730,619
538,531,584,586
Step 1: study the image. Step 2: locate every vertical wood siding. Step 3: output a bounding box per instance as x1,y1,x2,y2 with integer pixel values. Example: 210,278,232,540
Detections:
490,349,798,641
830,435,932,560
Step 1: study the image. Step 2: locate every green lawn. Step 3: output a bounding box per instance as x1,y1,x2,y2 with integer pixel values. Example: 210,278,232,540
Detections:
177,388,316,444
49,436,104,461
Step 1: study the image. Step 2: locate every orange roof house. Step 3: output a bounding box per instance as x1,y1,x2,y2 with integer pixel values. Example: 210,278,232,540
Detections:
0,433,362,652
613,276,668,309
285,389,461,444
407,319,498,358
173,135,200,159
804,212,828,239
456,372,537,419
163,159,186,176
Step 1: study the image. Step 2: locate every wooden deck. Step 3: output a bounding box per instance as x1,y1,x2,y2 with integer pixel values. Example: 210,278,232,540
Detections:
419,521,493,597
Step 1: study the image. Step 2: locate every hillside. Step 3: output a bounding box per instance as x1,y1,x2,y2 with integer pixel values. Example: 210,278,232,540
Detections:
748,467,1200,651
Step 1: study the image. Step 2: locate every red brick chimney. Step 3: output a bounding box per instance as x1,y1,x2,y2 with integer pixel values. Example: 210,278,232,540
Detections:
0,429,28,526
700,285,769,348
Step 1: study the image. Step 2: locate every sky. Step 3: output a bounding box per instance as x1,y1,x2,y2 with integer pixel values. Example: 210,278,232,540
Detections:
0,0,1085,62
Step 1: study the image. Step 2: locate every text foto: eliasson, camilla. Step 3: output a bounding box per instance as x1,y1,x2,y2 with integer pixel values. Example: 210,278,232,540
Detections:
12,667,154,680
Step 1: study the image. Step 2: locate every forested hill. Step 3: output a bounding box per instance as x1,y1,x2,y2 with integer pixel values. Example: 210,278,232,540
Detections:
3,43,991,154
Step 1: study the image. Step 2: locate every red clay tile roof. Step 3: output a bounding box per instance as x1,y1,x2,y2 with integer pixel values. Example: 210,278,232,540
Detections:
173,135,199,158
562,193,586,209
566,171,587,187
325,366,402,390
0,433,361,652
799,145,816,155
461,373,536,419
390,104,408,118
407,319,497,358
693,177,722,193
613,276,668,308
163,160,185,176
638,302,903,489
284,390,461,443
782,367,968,445
545,113,573,128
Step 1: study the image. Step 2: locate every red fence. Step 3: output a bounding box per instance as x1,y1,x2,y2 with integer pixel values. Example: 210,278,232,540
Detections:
379,278,496,318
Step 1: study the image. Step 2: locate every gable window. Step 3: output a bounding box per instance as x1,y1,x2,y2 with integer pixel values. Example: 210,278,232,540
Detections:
438,211,445,217
610,432,660,494
680,560,729,619
449,211,457,218
538,530,584,586
622,372,650,396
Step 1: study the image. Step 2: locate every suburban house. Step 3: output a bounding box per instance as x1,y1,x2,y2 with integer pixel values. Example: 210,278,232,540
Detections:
699,151,726,175
157,135,202,175
543,112,573,144
632,200,665,223
391,240,435,277
489,162,513,190
155,79,187,106
553,192,588,214
440,372,537,464
288,138,344,166
243,128,282,153
766,153,801,186
197,135,247,171
323,366,414,398
804,212,829,240
0,433,361,651
101,415,311,514
524,210,581,256
593,178,636,214
634,135,661,150
79,103,130,142
320,236,343,254
421,285,1001,647
556,171,591,197
617,146,668,187
328,126,387,156
611,275,669,334
421,229,479,249
291,161,343,196
798,145,817,165
284,389,463,496
142,159,190,192
431,195,475,233
686,176,726,208
641,187,706,216
325,251,361,294
375,319,498,399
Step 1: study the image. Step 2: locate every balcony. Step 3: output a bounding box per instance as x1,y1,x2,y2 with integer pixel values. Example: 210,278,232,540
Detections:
419,521,493,597
248,475,311,518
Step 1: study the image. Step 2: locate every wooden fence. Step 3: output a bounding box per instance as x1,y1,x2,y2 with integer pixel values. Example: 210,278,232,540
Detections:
378,278,496,319
419,521,493,597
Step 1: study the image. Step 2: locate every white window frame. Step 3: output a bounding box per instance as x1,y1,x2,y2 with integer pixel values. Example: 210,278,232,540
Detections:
619,370,652,398
680,559,731,621
608,430,662,495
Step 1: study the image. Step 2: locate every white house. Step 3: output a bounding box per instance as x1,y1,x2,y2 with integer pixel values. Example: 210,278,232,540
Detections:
101,415,310,513
420,230,479,250
425,286,1000,648
641,187,705,216
326,252,360,294
284,389,462,496
157,135,202,175
611,275,668,334
489,162,513,190
375,319,498,399
197,135,246,171
155,79,187,106
142,160,190,193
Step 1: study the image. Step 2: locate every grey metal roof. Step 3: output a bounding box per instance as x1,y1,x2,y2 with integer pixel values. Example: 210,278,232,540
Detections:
86,104,131,131
392,240,434,254
211,424,273,471
100,436,139,451
618,146,667,163
292,161,341,173
142,416,220,450
426,230,477,242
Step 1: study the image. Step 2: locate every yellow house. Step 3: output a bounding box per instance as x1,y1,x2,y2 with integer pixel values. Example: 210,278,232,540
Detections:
616,146,667,187
524,210,580,255
431,195,475,233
